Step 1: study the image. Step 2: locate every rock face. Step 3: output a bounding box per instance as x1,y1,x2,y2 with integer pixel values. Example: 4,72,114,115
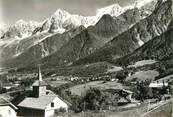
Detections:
73,0,173,66
115,21,173,65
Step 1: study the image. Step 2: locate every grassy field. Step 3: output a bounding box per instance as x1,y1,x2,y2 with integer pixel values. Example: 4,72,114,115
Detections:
59,100,172,117
69,81,126,96
106,66,122,73
141,99,173,117
127,70,159,81
128,60,156,68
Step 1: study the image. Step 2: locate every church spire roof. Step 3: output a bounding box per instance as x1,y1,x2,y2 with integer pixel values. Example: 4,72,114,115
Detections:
32,65,47,87
38,65,42,81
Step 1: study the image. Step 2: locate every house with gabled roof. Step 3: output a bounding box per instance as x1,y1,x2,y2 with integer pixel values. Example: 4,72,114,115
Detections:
0,98,18,117
18,67,70,117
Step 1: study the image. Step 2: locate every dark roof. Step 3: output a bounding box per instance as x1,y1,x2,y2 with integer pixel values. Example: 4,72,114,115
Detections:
0,98,18,110
32,80,47,86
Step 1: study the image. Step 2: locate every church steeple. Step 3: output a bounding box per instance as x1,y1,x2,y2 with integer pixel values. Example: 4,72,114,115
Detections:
32,66,47,98
38,65,42,81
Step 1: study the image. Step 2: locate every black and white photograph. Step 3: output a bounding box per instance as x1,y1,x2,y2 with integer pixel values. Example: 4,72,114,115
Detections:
0,0,173,117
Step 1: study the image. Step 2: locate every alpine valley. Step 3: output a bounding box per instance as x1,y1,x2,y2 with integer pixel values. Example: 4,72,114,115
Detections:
1,0,173,80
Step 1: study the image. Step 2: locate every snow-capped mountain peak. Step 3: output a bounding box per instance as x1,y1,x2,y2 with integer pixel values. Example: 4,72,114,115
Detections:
96,3,125,17
51,9,71,21
53,9,70,16
135,0,156,8
38,9,72,33
42,3,126,34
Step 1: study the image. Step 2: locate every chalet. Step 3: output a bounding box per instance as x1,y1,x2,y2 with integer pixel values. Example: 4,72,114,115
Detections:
18,67,70,117
149,81,168,88
0,98,18,117
149,80,170,97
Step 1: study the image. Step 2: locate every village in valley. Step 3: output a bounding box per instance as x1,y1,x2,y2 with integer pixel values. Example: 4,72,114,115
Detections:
1,0,173,116
0,63,172,117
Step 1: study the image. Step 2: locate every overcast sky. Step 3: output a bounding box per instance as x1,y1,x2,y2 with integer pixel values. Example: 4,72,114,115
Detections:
0,0,136,26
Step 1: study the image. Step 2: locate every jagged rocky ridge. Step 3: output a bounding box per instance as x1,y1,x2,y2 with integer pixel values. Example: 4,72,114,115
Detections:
32,4,124,34
73,0,173,66
1,4,126,40
114,21,173,66
0,1,157,40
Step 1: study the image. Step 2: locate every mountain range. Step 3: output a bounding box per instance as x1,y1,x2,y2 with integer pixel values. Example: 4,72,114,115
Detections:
1,0,173,79
1,4,125,39
0,0,157,40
